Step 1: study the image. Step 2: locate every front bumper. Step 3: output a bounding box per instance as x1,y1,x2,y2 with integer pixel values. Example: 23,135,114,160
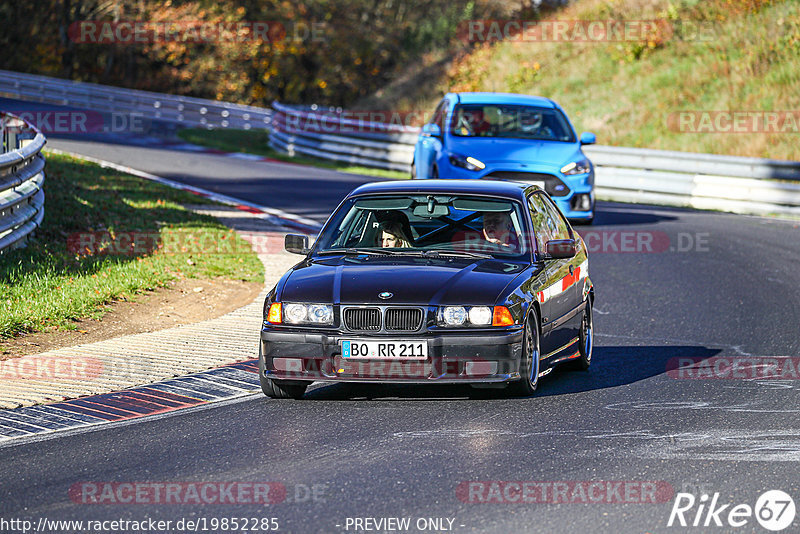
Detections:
557,190,595,220
260,328,524,383
438,161,594,219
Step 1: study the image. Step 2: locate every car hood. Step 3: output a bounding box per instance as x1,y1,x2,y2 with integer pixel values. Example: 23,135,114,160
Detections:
280,256,527,306
447,138,579,166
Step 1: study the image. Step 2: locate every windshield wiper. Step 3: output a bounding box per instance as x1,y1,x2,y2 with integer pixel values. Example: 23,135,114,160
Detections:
316,248,493,259
420,250,493,259
315,248,405,256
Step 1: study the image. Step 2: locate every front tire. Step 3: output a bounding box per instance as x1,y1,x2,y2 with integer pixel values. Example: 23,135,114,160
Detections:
509,310,541,396
260,374,308,399
258,345,309,399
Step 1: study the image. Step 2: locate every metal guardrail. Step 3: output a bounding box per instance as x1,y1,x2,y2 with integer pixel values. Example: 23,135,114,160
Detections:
583,146,800,216
270,102,800,218
0,70,273,131
0,112,46,252
1,69,797,218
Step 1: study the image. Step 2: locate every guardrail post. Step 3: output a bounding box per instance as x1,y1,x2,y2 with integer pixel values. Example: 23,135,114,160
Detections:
1,116,15,153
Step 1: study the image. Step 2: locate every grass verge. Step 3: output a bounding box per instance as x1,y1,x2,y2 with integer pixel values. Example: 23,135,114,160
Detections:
177,128,409,180
0,152,264,338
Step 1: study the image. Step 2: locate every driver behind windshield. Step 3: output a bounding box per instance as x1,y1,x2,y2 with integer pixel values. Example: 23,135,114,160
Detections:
450,210,520,253
481,211,520,251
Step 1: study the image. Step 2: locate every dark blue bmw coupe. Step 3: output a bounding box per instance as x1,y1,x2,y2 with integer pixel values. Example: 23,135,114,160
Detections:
259,179,593,399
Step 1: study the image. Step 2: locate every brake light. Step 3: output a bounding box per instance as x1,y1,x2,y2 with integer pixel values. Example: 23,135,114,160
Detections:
267,302,282,324
492,306,514,326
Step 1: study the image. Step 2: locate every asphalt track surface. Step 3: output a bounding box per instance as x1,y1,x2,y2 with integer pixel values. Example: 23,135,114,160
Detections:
1,98,800,533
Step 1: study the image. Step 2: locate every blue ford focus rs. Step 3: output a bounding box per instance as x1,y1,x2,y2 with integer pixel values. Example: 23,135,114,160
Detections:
412,92,596,224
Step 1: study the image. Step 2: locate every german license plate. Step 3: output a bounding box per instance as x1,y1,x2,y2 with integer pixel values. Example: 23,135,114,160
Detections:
341,340,427,359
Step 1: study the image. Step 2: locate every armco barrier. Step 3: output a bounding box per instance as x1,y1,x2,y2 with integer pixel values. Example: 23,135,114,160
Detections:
270,102,800,218
0,112,46,252
0,70,272,131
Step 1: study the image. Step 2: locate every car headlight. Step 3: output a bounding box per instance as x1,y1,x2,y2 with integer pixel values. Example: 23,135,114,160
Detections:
468,306,493,325
560,158,591,175
441,306,468,326
438,306,513,327
307,304,333,324
448,153,486,171
280,302,333,325
284,303,308,323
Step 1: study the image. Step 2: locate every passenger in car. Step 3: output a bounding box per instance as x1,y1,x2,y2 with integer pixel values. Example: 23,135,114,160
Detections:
377,220,412,248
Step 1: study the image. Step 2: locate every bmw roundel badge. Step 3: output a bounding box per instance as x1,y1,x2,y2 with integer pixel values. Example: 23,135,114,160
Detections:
379,291,393,299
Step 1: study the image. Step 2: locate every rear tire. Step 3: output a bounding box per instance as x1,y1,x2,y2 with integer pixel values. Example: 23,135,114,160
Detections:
431,165,439,179
566,301,593,371
508,310,540,397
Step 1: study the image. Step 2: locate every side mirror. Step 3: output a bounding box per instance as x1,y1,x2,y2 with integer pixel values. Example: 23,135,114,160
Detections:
421,123,442,138
545,239,577,259
580,132,596,145
285,234,310,255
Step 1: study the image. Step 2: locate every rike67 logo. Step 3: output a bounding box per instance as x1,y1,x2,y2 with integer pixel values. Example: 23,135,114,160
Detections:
668,490,796,531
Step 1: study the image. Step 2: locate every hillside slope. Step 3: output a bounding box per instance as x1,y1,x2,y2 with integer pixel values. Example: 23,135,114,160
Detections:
359,0,799,160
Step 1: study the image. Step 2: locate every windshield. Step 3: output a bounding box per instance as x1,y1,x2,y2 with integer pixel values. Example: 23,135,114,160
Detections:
314,194,530,259
449,103,575,142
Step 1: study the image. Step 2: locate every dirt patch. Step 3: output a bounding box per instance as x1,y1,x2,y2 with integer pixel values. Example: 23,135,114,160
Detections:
0,278,263,360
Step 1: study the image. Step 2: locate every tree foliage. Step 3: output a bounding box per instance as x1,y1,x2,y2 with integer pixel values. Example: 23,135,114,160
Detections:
0,0,513,106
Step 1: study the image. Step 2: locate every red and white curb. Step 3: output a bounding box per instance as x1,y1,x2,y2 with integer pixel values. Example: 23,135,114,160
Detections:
0,361,264,446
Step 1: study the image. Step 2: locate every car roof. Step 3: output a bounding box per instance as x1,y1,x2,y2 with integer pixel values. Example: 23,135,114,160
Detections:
349,179,531,200
452,92,556,108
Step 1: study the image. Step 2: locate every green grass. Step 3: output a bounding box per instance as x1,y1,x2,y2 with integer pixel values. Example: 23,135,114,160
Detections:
177,128,410,180
0,152,264,338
